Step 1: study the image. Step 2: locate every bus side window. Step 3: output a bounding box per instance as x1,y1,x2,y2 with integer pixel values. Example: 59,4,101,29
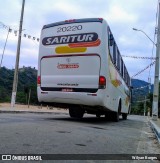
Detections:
126,73,128,86
121,59,124,77
125,67,129,85
128,75,130,87
124,66,127,83
117,49,120,70
113,42,116,65
127,73,130,87
108,31,114,61
109,33,114,46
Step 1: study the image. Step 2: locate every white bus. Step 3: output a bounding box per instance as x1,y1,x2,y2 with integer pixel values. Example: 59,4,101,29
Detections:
37,18,131,122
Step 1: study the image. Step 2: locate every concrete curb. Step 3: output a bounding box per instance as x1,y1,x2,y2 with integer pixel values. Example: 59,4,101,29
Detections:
150,120,160,143
0,110,68,115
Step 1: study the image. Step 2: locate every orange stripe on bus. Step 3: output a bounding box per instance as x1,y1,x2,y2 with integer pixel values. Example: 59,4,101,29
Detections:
69,39,101,48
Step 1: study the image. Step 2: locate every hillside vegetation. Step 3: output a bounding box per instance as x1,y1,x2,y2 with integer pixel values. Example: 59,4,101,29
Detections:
0,66,38,104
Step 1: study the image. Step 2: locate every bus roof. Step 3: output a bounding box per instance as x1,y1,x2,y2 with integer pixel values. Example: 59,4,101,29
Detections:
43,18,103,29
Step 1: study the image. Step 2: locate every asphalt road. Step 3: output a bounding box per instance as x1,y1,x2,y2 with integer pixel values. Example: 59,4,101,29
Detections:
0,112,159,162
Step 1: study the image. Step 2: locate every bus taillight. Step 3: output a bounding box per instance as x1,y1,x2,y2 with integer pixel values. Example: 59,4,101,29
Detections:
99,76,106,89
37,76,41,85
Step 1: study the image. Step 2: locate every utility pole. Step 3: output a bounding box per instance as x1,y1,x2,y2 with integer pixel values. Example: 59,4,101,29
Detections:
144,96,146,116
11,0,25,108
152,1,160,120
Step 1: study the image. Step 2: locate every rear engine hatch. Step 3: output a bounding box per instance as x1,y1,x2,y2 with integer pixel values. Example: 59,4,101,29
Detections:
40,54,100,92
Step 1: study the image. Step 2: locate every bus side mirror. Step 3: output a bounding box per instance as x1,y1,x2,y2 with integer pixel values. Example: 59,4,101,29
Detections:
130,86,133,90
109,34,114,46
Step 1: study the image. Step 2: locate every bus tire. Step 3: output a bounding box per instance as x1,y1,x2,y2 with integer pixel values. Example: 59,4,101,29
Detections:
105,112,111,120
112,111,119,122
96,113,101,118
122,113,127,120
69,106,84,118
112,101,121,122
128,105,131,114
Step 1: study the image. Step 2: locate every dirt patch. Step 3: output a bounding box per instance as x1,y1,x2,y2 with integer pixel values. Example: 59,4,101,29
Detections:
0,103,68,113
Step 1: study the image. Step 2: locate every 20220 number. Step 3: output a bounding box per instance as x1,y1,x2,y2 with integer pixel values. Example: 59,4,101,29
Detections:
57,25,82,33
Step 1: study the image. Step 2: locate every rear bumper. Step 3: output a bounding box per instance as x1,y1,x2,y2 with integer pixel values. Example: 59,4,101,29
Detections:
37,87,105,106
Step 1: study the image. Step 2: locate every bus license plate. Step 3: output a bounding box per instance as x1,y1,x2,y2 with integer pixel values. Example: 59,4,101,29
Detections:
62,88,73,92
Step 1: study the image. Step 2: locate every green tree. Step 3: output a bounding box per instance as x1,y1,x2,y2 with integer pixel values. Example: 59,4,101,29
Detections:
131,102,144,115
16,92,26,104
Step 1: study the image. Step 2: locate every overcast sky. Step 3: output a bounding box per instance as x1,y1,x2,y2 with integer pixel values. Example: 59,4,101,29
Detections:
0,0,158,83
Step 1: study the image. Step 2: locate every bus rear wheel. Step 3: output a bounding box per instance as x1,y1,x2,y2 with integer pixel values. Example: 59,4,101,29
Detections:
112,111,119,122
96,113,101,118
122,113,127,120
112,101,121,122
69,105,84,118
105,112,111,120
